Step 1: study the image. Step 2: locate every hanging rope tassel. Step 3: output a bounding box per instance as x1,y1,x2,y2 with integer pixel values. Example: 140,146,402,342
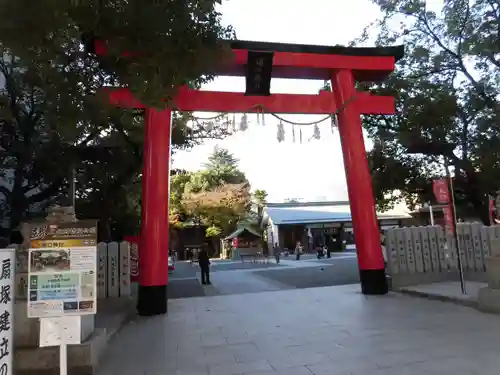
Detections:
277,121,285,142
256,112,260,125
292,124,296,143
313,124,321,140
299,128,303,144
232,113,237,133
239,114,248,131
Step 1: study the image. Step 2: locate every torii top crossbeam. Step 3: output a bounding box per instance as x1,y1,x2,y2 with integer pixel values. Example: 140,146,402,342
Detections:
97,39,404,114
216,40,404,81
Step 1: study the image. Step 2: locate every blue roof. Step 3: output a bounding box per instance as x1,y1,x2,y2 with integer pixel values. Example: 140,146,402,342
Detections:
263,201,410,225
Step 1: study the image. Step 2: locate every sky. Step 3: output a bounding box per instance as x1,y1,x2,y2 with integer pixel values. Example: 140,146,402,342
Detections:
172,0,384,203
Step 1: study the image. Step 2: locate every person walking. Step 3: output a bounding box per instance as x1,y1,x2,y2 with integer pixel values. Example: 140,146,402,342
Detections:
274,243,281,264
316,245,323,259
325,244,331,259
198,248,211,285
295,241,302,260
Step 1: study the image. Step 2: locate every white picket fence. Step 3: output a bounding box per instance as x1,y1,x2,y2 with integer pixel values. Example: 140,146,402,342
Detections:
385,223,499,288
9,241,132,301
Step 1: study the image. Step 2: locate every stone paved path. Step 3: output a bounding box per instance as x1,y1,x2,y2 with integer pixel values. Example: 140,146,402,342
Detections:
96,284,500,375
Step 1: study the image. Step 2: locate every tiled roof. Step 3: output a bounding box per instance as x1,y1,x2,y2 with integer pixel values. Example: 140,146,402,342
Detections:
263,201,410,225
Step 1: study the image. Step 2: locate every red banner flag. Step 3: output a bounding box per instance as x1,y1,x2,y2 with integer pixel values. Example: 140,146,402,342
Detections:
433,179,450,204
433,179,455,233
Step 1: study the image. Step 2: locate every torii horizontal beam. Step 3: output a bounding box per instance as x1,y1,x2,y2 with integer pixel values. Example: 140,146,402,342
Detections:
92,39,404,81
106,87,395,114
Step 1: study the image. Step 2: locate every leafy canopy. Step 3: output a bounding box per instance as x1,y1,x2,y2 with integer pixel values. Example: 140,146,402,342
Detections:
170,147,255,236
354,0,500,221
0,0,236,108
0,0,236,237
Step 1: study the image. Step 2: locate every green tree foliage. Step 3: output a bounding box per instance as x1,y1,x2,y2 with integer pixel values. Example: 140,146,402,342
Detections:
0,50,110,231
183,147,247,193
0,0,235,108
251,189,268,245
0,48,231,237
74,113,231,240
251,189,268,224
253,189,268,209
353,0,500,222
170,148,255,236
183,183,251,236
0,1,235,238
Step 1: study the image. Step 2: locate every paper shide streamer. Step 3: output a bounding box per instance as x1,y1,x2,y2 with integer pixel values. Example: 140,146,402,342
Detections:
277,121,285,142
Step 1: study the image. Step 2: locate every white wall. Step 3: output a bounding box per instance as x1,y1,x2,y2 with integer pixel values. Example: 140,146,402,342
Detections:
266,219,280,252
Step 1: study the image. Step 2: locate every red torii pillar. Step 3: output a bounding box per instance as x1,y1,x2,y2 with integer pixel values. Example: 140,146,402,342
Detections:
137,108,172,315
98,40,403,315
332,70,385,289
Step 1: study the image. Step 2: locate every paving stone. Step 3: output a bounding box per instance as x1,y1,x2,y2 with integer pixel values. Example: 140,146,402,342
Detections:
95,285,500,375
208,359,273,375
245,366,314,375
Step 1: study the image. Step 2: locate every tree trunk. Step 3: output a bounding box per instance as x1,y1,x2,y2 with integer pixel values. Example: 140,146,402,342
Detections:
8,191,27,232
98,214,112,242
8,165,29,232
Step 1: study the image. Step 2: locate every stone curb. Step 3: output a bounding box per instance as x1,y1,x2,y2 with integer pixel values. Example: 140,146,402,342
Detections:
398,288,479,309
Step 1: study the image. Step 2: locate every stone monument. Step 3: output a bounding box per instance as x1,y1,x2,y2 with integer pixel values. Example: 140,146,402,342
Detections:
478,238,500,312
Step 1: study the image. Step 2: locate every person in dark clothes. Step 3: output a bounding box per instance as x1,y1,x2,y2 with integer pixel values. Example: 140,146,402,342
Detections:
274,243,281,264
198,249,211,285
294,241,302,260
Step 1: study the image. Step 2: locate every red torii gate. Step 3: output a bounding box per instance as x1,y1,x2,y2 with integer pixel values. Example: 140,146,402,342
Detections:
95,39,404,316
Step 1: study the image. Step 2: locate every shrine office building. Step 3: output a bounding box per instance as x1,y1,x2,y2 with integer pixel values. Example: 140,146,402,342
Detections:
261,201,413,254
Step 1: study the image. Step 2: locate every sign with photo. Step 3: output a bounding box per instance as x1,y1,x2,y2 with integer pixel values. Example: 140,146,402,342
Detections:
27,221,98,318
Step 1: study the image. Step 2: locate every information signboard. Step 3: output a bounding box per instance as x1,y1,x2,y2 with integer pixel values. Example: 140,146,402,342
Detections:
27,221,98,318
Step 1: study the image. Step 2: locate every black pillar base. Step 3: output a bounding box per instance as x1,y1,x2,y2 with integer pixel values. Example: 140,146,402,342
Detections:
137,285,168,316
359,269,388,295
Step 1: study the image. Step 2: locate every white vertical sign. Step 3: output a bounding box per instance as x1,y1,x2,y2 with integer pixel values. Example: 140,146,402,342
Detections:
106,242,119,298
0,249,14,375
119,242,131,297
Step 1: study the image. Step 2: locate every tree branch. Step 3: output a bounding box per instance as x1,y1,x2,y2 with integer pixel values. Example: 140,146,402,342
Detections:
0,185,10,197
417,11,499,109
111,119,142,162
76,128,103,147
27,179,64,204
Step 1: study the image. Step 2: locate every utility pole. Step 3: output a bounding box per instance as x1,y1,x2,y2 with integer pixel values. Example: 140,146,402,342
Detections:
444,157,466,294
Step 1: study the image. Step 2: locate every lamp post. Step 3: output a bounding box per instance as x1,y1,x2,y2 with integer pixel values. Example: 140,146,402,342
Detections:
407,141,465,294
